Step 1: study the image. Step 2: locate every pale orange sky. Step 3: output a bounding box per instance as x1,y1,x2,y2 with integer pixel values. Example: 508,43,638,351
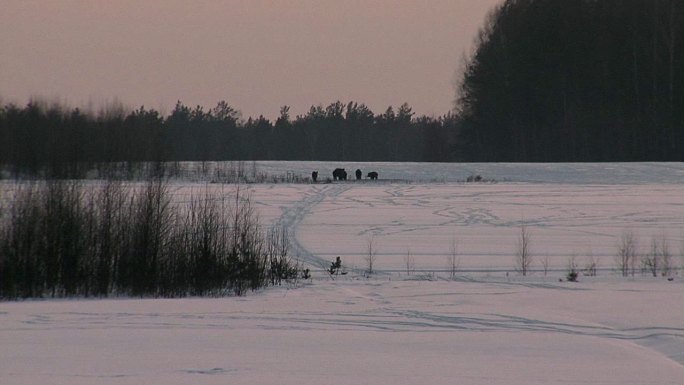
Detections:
1,0,501,119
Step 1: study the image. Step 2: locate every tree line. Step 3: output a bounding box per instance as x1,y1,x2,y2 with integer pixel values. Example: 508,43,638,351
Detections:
0,100,457,178
457,0,684,161
3,0,684,171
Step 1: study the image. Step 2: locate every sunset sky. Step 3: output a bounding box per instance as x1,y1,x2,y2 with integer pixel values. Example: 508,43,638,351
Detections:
1,0,501,119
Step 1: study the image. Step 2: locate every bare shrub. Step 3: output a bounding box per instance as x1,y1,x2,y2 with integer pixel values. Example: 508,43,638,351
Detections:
404,248,415,276
266,224,297,286
365,235,377,275
566,256,579,282
640,234,674,278
616,230,638,277
447,236,460,279
0,180,284,299
90,180,129,296
176,187,231,296
228,189,266,295
328,256,342,277
659,234,673,277
515,224,532,276
541,256,550,277
0,183,44,298
584,253,598,277
642,236,660,277
121,179,175,296
43,180,90,297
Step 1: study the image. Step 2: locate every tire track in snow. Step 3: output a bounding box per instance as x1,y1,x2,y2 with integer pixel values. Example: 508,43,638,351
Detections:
274,183,351,269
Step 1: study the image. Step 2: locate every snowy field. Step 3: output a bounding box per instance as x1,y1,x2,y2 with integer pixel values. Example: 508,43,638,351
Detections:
1,162,684,384
2,278,683,385
251,160,684,184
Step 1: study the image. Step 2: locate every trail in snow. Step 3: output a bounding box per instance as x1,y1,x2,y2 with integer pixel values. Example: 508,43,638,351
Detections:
291,183,684,271
272,183,350,270
2,278,682,385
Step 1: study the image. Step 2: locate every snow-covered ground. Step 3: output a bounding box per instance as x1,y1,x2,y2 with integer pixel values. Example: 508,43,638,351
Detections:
1,162,684,384
2,278,682,384
276,182,682,274
194,160,684,184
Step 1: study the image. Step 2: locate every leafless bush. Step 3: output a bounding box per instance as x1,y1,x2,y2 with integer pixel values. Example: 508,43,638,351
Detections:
229,189,267,295
616,230,638,277
641,236,660,277
173,187,230,296
466,174,483,183
447,236,460,279
404,248,415,276
122,179,175,296
641,234,674,278
0,183,44,298
566,256,579,282
584,253,598,277
210,161,248,184
91,180,129,296
365,235,377,275
515,224,532,276
0,180,285,299
541,256,550,277
266,224,297,286
659,234,673,277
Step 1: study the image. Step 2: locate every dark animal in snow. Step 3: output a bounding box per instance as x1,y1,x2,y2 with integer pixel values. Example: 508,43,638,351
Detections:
333,168,347,181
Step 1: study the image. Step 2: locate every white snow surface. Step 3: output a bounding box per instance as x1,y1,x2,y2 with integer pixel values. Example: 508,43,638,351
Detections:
1,278,683,385
2,162,684,384
229,160,684,184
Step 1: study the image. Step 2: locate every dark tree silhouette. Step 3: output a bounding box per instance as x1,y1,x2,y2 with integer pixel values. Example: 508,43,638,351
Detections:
0,98,464,176
456,0,684,161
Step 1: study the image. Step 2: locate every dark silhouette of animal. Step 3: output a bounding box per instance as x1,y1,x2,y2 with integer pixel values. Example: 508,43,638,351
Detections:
333,168,347,181
367,171,378,180
355,169,362,180
311,171,318,182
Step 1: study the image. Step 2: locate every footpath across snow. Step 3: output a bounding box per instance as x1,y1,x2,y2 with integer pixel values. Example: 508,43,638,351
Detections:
1,276,682,385
2,163,684,384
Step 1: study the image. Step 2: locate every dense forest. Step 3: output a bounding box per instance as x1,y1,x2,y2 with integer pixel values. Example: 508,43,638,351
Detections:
0,100,457,177
2,0,684,173
457,0,684,161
